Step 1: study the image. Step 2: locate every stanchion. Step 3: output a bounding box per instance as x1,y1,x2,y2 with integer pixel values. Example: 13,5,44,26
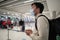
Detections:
7,25,11,40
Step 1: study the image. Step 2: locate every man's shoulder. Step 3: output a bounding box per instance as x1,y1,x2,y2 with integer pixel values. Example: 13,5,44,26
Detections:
37,15,46,19
37,15,48,21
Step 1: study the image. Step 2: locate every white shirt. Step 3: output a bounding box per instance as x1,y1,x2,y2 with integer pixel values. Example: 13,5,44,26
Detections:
30,14,49,40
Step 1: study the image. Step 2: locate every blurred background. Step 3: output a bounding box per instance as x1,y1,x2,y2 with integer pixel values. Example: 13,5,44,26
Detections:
0,0,60,40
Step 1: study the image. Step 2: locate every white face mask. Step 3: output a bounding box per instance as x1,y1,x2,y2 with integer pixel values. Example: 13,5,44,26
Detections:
30,9,35,16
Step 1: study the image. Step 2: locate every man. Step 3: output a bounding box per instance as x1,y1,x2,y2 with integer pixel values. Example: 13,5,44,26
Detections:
19,19,25,32
25,2,49,40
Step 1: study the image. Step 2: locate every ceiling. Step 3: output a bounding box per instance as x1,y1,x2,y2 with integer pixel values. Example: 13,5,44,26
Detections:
0,0,4,2
0,0,49,14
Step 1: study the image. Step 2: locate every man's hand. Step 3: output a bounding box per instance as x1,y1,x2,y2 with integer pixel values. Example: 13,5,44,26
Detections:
25,29,33,36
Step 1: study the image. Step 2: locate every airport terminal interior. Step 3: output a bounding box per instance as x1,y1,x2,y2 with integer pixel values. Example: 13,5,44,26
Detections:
0,0,60,40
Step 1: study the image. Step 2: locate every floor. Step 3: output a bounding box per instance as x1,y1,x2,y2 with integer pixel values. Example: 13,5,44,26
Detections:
0,26,32,40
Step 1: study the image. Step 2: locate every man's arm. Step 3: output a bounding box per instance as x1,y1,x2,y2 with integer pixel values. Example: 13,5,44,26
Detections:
30,16,49,40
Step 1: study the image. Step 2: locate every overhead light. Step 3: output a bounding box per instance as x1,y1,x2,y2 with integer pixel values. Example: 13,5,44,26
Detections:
12,14,14,15
18,13,21,15
3,12,6,14
7,12,9,14
25,13,30,14
29,0,34,1
15,13,18,16
23,0,34,3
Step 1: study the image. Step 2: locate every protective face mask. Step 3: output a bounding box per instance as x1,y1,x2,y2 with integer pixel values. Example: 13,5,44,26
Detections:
30,9,35,16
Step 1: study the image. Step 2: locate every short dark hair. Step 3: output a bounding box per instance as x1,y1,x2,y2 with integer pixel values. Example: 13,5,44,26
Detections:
31,2,44,13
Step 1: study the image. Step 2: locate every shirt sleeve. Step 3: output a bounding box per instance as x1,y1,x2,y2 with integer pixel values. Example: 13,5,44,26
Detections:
30,16,49,40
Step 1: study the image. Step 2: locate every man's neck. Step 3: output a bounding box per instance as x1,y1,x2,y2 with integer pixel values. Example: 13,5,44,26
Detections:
35,13,39,16
35,13,42,19
36,13,41,16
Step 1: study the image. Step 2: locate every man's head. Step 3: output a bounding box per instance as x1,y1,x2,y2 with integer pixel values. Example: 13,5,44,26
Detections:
31,2,44,16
